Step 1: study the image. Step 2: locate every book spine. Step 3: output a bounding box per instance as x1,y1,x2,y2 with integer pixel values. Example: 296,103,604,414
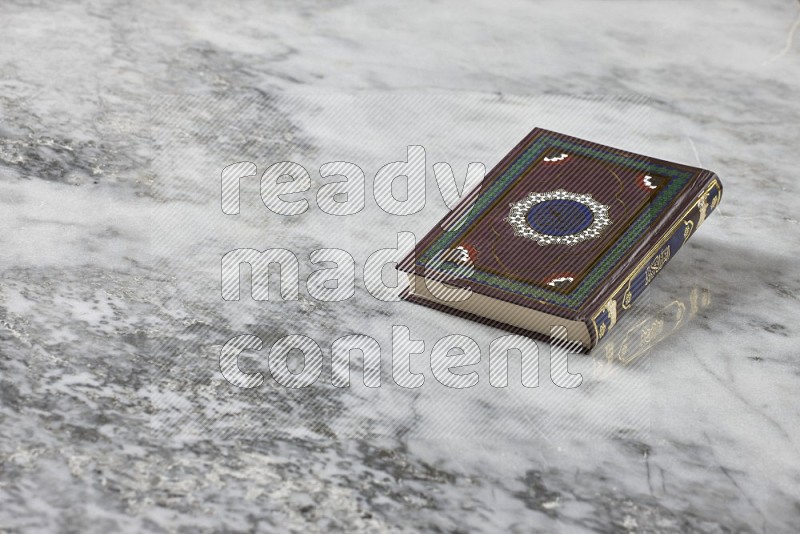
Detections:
588,174,722,346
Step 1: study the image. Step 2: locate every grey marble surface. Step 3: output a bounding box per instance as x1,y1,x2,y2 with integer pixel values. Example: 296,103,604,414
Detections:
2,0,800,532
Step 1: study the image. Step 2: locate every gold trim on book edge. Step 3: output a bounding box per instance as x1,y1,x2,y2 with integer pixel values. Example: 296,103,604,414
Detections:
697,193,709,227
645,245,671,285
590,177,720,342
682,220,694,243
621,280,634,310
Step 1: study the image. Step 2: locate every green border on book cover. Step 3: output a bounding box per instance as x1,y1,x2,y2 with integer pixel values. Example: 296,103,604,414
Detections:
416,136,693,309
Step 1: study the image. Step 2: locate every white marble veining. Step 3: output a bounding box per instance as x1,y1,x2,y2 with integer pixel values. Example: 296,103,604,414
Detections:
1,0,799,531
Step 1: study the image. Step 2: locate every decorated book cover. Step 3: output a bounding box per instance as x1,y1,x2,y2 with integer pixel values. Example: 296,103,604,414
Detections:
398,128,722,351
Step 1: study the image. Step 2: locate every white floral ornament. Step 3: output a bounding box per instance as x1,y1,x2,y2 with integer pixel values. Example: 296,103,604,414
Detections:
547,276,574,287
442,245,473,265
543,153,569,162
504,190,612,246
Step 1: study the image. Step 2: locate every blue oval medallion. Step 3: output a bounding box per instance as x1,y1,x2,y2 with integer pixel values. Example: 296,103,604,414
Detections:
526,199,594,236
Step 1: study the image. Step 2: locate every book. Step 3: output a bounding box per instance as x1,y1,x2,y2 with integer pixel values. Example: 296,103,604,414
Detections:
397,128,722,351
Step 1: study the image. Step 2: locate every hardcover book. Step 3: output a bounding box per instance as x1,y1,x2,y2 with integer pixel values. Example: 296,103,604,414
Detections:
397,128,722,351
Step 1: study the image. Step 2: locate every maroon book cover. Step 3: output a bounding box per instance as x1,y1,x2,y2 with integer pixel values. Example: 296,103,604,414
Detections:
398,128,722,350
